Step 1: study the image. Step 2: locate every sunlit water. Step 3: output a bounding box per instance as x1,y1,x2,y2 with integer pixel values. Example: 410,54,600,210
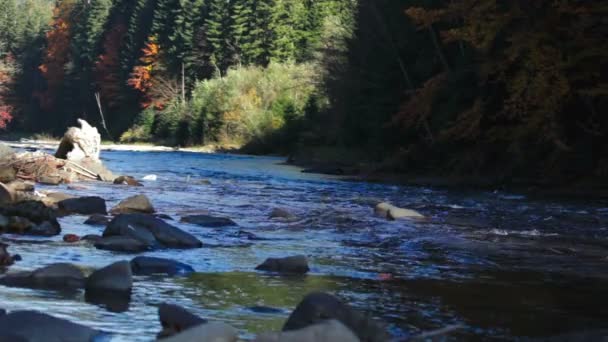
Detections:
1,150,608,340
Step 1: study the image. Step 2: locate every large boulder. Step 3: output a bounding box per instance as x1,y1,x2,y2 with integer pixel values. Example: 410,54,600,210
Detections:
55,119,101,162
85,260,132,293
0,311,104,342
130,256,194,276
110,194,155,215
180,214,237,228
255,255,309,274
103,214,202,249
160,322,239,342
283,292,389,342
256,320,359,342
58,196,107,215
158,304,207,338
0,263,85,289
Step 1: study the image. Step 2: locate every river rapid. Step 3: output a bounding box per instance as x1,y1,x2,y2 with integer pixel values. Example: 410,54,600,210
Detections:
1,149,608,340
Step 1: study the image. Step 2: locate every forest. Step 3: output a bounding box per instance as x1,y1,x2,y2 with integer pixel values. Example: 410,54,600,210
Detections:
0,0,606,184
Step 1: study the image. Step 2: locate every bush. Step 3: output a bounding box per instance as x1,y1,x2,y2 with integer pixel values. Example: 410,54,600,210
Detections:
119,107,155,143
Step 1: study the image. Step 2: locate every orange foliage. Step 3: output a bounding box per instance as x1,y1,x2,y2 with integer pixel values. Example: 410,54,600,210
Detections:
128,36,162,109
0,55,15,129
36,0,75,110
95,23,127,108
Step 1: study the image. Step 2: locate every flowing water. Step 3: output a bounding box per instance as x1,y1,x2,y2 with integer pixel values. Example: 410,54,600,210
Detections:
1,150,608,340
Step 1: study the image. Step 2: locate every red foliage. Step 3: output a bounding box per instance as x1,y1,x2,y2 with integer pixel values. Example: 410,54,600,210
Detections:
0,56,15,129
94,23,128,108
36,1,75,111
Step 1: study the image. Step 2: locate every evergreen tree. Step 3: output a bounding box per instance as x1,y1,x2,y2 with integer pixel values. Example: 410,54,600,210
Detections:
231,0,274,66
204,0,235,73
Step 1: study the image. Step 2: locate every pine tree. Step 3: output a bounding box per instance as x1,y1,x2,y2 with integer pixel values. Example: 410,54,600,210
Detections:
204,0,235,73
231,0,274,65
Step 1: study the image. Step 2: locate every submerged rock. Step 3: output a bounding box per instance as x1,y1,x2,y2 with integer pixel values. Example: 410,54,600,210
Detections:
85,260,132,293
158,303,207,338
255,255,309,274
103,214,202,249
113,176,143,186
269,208,296,220
283,292,389,342
180,214,237,228
0,310,103,342
94,236,150,253
110,194,155,215
0,263,85,289
160,322,239,342
84,214,110,226
131,256,194,276
256,320,359,342
58,196,107,215
375,202,425,221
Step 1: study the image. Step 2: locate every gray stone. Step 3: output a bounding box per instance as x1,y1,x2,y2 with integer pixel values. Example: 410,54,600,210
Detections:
85,261,132,293
94,236,150,253
256,320,360,342
110,194,155,215
180,214,237,228
58,196,107,215
0,310,103,342
157,304,207,338
131,256,194,276
0,263,85,289
255,255,309,274
160,322,238,342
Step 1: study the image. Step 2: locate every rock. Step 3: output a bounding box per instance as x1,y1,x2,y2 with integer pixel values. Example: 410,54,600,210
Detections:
110,194,155,215
0,310,103,342
113,176,143,186
158,303,207,338
180,214,237,228
85,260,132,293
55,119,101,162
130,256,194,276
42,192,75,206
38,174,62,185
269,208,296,220
160,322,238,342
0,182,12,204
58,196,107,215
63,234,81,243
255,255,309,274
283,292,389,342
0,243,15,266
143,174,157,181
0,167,16,183
6,181,34,192
81,234,103,243
29,220,61,236
375,202,425,221
94,236,150,253
0,263,85,289
84,214,110,226
256,320,359,342
104,214,202,249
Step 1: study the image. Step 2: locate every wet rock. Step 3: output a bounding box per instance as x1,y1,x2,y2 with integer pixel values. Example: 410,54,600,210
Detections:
55,119,101,162
160,322,238,342
6,181,34,193
283,292,389,342
0,167,16,183
0,182,12,204
0,200,58,225
110,194,155,215
84,214,110,226
0,202,61,236
42,192,75,207
255,255,309,274
158,303,207,338
0,263,85,289
104,214,202,249
269,208,296,220
58,196,107,215
30,220,61,236
256,320,359,342
375,202,425,221
85,260,132,293
113,175,143,186
63,234,81,243
94,236,150,253
0,310,103,342
180,214,237,228
130,256,194,276
81,234,103,242
38,174,62,185
0,243,16,267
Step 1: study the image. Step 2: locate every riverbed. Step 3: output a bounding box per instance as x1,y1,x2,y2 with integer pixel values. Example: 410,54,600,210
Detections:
1,149,608,340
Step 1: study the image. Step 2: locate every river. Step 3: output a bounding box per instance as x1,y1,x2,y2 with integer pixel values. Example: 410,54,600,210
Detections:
1,150,608,340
